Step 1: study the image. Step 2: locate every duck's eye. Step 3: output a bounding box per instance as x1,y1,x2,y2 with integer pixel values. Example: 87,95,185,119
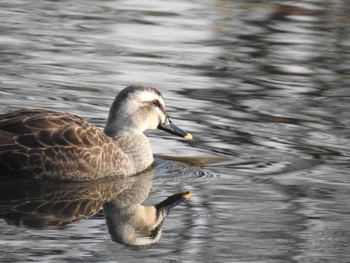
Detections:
152,100,160,107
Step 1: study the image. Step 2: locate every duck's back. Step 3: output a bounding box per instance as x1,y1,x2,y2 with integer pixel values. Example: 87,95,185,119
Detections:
0,109,137,181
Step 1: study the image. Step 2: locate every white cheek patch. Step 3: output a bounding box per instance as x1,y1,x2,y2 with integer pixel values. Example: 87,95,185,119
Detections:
155,107,165,120
135,90,166,131
137,91,158,102
137,91,165,105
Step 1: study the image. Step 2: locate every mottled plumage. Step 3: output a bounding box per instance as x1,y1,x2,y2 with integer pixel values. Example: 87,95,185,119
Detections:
0,171,190,247
0,85,191,181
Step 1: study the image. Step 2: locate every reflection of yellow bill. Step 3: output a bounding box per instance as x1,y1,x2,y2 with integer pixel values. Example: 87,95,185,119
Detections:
183,192,191,199
184,133,193,140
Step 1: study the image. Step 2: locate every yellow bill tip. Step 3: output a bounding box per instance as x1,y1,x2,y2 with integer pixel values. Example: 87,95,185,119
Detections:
183,191,191,199
184,133,193,140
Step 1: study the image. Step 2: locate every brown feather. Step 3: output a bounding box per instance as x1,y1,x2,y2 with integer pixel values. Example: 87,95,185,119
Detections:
0,109,133,181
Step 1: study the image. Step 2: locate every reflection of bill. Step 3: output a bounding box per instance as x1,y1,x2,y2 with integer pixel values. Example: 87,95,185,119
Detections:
0,170,190,247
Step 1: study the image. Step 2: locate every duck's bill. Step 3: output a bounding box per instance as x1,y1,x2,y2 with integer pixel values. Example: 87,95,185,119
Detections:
158,116,192,140
155,191,191,215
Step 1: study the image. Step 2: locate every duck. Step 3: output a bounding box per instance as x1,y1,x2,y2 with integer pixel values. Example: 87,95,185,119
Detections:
0,85,192,181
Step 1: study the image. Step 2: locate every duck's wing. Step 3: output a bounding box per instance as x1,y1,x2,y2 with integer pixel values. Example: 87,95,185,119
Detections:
0,109,110,151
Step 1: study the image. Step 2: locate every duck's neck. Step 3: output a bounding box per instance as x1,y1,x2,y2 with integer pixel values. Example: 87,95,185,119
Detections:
104,107,154,173
112,131,154,173
104,114,133,138
104,100,135,137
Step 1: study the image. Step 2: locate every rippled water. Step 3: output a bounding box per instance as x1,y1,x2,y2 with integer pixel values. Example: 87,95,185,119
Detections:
1,0,350,262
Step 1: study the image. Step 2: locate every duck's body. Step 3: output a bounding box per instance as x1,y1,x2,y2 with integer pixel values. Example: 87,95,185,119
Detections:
0,109,152,181
0,85,191,181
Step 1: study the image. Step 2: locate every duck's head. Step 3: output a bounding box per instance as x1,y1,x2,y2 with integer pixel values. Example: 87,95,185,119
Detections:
104,85,192,139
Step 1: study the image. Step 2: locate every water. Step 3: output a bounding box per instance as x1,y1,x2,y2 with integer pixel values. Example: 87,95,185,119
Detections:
1,0,350,262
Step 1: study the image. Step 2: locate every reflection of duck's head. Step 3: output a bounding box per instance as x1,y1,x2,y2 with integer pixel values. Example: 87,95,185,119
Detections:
103,192,190,248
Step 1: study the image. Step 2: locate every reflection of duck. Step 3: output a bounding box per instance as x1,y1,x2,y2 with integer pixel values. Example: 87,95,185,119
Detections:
0,170,190,247
0,85,192,181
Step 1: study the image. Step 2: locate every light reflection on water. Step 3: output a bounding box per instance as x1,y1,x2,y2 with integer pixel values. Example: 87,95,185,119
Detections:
1,0,350,262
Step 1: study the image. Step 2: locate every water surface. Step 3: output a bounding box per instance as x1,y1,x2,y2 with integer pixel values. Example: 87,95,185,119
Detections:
1,0,350,262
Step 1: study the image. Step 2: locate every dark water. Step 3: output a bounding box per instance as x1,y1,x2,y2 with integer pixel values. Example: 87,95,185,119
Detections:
1,0,350,262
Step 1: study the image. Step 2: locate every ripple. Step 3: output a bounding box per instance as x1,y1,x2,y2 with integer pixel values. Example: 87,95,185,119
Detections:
153,157,220,183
